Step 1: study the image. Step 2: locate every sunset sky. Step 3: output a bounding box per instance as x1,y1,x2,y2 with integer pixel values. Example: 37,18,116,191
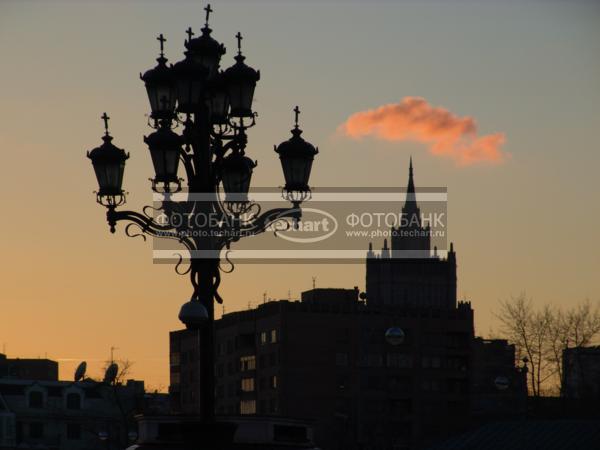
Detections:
1,0,599,390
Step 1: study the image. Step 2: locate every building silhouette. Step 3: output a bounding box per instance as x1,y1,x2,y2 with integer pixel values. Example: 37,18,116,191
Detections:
562,346,600,399
0,353,58,381
366,159,456,310
167,162,530,450
0,376,146,449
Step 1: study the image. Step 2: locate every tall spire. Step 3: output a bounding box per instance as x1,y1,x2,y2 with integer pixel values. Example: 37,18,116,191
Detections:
406,156,416,206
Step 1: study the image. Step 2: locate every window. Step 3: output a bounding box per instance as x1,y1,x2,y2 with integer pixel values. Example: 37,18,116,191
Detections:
241,377,255,392
240,399,256,415
335,352,349,367
422,379,442,392
66,393,81,410
367,354,383,367
260,331,268,345
240,355,256,372
269,398,278,413
28,391,43,409
170,352,180,366
270,329,278,343
171,372,180,385
270,375,278,389
387,353,412,368
66,423,81,440
29,422,43,438
269,352,278,367
422,355,442,369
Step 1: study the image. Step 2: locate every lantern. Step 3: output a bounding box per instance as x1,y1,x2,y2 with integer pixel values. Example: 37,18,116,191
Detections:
144,124,183,189
87,115,129,205
223,33,260,118
207,72,230,124
140,35,176,119
172,55,207,114
185,26,226,79
274,108,318,194
220,151,256,203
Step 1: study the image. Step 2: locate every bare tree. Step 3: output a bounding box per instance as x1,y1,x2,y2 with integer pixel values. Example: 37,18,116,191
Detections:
495,295,600,396
546,300,600,394
495,294,553,396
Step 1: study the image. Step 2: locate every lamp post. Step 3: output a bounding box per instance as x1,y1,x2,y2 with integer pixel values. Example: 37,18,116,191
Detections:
86,4,318,424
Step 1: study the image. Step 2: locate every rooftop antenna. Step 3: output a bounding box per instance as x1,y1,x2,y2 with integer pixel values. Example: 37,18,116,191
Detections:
312,277,316,289
263,292,267,304
222,304,225,317
288,290,291,301
110,346,118,363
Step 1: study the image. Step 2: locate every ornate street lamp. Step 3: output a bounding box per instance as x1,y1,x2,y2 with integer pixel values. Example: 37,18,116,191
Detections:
140,34,176,120
172,51,207,115
275,106,319,205
223,32,260,118
87,113,129,208
185,5,226,79
221,152,255,196
85,4,318,424
207,72,230,125
144,122,184,192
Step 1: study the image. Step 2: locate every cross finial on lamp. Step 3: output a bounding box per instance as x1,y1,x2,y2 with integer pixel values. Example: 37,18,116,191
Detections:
204,4,213,28
293,106,300,128
157,34,166,57
101,112,110,136
236,31,243,55
186,27,195,44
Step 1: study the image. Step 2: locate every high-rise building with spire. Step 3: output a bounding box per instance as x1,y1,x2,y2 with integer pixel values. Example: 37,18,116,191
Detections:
366,159,457,309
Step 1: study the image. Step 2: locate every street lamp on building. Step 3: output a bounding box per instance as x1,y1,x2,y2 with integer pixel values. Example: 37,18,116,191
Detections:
86,4,318,424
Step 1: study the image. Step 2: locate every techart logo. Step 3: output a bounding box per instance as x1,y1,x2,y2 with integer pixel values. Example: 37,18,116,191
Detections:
269,208,338,244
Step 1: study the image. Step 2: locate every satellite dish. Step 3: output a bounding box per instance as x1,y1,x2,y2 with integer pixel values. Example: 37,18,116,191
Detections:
74,361,87,382
385,327,405,346
494,375,510,391
104,362,119,384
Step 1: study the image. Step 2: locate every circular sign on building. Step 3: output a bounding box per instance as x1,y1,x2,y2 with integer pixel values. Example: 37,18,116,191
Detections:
385,327,405,346
494,375,510,391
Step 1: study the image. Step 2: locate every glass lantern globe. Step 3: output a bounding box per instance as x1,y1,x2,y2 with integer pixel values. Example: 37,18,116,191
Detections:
87,133,129,205
144,124,183,190
223,53,260,118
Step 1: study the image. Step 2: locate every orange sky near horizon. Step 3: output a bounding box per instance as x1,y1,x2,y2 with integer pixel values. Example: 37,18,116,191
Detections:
1,1,599,390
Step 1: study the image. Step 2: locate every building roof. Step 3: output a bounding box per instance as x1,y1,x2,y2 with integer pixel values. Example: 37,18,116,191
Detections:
426,420,600,450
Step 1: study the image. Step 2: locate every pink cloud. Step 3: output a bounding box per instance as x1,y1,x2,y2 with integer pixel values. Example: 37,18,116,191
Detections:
338,97,508,166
